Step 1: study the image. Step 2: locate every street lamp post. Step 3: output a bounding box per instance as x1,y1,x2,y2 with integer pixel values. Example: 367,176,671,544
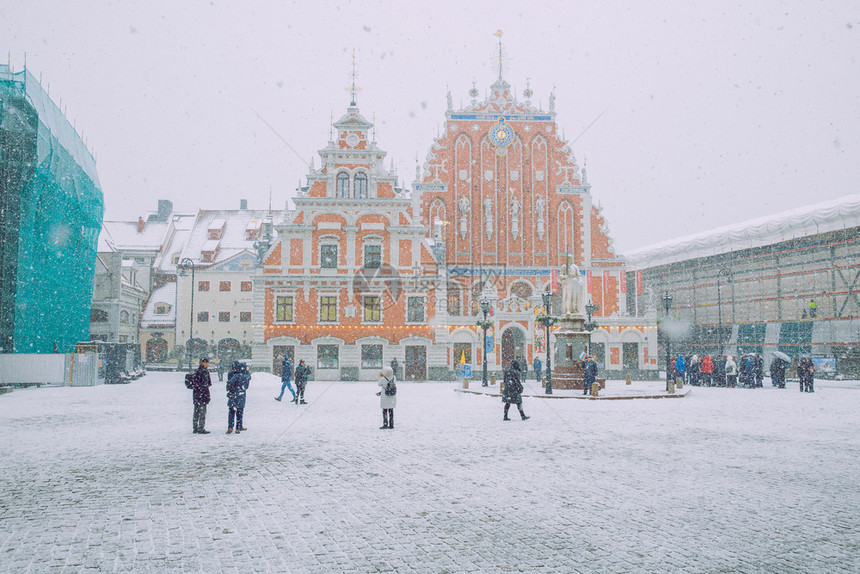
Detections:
662,291,673,391
538,290,558,395
179,258,195,370
585,300,598,330
716,268,733,357
478,299,493,387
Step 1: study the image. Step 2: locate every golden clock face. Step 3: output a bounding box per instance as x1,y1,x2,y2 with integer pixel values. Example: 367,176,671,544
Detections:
489,117,514,155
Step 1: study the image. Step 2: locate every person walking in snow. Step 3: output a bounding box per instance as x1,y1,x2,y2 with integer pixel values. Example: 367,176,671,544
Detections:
226,361,250,434
294,359,311,404
190,358,212,434
533,356,542,383
377,365,397,429
754,354,764,387
275,354,295,402
770,357,787,388
502,360,529,421
675,354,687,384
725,355,738,388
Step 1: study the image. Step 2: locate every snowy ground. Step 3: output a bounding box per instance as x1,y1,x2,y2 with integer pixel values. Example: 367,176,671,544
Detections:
1,373,859,573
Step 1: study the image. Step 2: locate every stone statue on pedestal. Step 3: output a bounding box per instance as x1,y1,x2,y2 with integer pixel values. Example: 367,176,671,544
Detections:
561,256,584,316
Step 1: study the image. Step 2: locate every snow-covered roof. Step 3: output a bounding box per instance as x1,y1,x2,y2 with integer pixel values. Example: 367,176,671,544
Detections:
624,194,860,270
100,220,171,252
140,282,176,327
180,209,283,266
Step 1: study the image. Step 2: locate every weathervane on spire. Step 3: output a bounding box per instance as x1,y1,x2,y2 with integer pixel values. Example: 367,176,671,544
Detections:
493,30,504,81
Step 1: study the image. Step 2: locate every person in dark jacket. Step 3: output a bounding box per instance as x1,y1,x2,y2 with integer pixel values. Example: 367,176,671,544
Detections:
533,356,542,383
582,355,598,395
754,354,764,387
715,355,727,387
190,358,212,434
770,358,787,388
741,355,757,388
294,360,311,404
226,361,251,434
798,358,815,392
502,360,529,421
275,355,295,402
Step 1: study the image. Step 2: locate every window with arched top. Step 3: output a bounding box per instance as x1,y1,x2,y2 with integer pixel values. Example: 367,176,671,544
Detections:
510,281,533,299
354,172,368,198
120,310,130,324
336,172,349,198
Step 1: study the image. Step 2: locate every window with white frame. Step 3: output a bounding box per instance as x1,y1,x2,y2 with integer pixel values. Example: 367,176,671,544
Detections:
320,296,338,322
363,296,381,322
317,345,339,369
336,172,349,198
361,344,383,369
321,244,338,268
364,244,381,269
354,172,368,198
275,295,293,322
407,296,425,323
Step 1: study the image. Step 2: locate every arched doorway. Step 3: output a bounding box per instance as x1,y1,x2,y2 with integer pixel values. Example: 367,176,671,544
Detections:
146,334,168,363
501,326,526,371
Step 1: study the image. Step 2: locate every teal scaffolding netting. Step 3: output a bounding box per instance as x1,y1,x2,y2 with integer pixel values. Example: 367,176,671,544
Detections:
1,65,104,353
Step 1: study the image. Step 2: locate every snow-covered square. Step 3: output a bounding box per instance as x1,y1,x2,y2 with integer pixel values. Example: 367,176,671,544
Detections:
2,373,859,573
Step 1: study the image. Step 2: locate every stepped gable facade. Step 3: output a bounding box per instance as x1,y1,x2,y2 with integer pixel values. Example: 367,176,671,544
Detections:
253,103,443,380
415,75,658,375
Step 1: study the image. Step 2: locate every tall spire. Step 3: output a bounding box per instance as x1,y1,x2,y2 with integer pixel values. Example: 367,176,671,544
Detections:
493,30,504,81
349,48,358,106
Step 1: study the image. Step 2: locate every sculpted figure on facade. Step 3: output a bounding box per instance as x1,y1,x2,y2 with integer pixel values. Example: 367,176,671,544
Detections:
510,197,521,240
561,256,584,316
458,197,470,239
535,196,546,240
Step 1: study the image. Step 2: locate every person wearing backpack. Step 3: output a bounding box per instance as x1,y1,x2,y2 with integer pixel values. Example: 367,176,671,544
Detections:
377,365,397,429
226,361,251,434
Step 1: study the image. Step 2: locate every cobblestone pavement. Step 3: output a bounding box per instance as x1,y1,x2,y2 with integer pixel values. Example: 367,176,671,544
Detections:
1,373,859,573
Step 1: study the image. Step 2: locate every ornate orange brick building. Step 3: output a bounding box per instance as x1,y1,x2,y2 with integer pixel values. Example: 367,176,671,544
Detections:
415,73,658,376
252,101,443,380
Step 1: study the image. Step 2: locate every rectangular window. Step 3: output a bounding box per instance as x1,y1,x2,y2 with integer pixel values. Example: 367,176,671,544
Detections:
241,281,253,292
364,245,381,269
407,296,425,322
219,281,231,292
321,244,338,268
361,345,383,369
198,281,210,292
219,311,230,322
317,344,339,369
320,296,338,322
197,311,209,322
275,296,293,322
240,311,252,323
363,296,381,322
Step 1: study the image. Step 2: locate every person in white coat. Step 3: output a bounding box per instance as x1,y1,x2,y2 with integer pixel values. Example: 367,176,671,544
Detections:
377,365,397,430
725,355,738,388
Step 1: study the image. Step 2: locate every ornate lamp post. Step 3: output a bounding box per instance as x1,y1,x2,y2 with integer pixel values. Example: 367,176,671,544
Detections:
662,291,673,391
179,257,195,370
716,268,733,357
477,299,493,387
585,300,598,331
537,290,558,395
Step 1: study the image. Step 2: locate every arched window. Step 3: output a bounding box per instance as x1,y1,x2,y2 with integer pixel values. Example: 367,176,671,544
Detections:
120,310,130,324
336,172,349,198
354,172,368,198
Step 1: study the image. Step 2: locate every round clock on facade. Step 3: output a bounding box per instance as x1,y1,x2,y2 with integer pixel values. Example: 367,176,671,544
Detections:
346,133,360,147
488,117,515,156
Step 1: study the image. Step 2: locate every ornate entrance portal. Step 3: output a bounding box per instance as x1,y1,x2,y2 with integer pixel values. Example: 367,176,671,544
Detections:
501,327,526,371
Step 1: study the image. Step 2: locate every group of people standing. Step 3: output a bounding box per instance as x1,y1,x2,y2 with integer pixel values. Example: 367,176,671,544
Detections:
185,357,252,434
670,352,812,390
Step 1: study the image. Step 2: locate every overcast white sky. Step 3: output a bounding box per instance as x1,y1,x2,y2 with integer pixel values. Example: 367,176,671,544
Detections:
2,0,858,254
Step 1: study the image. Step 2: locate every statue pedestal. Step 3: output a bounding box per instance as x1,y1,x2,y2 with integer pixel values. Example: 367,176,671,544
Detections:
552,314,592,390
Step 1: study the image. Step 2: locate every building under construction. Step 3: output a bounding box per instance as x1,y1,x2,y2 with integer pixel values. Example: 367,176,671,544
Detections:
0,65,103,353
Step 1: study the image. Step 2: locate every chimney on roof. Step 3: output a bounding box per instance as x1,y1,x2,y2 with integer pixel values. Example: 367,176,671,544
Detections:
240,199,248,210
137,217,145,233
156,200,172,221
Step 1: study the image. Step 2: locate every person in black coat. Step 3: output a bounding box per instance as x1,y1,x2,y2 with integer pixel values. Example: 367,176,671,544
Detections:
502,360,529,421
582,355,598,395
190,358,212,434
770,358,787,388
294,360,311,404
226,361,251,434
